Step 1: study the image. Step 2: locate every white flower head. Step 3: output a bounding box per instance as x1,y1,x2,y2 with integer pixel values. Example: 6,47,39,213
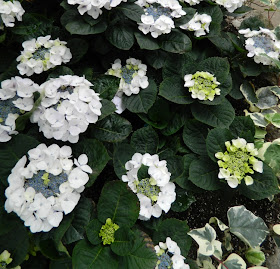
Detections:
213,0,245,12
16,35,72,76
180,13,212,37
4,143,92,233
0,0,25,29
121,153,175,220
155,237,190,269
135,0,186,38
30,75,102,143
239,27,280,66
0,77,40,142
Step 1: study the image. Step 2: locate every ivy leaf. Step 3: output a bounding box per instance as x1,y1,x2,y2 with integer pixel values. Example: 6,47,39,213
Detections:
217,253,246,269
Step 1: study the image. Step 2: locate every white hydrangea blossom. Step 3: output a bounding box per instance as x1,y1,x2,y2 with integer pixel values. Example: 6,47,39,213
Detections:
107,58,149,114
30,75,102,143
183,0,201,5
135,0,186,38
180,13,212,37
16,35,72,76
155,237,190,269
239,27,280,66
213,0,245,12
122,153,176,220
0,0,25,29
67,0,126,20
4,143,92,233
0,77,40,142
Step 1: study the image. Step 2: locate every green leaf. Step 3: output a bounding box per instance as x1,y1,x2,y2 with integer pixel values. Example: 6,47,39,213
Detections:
233,6,253,13
189,157,222,190
111,227,135,256
117,3,144,22
73,139,110,186
263,143,280,176
209,32,235,54
239,61,263,77
217,253,246,269
166,156,184,181
86,219,103,245
175,7,196,26
183,120,208,155
255,86,278,109
171,187,196,212
91,114,132,143
99,99,117,121
191,99,235,128
159,30,192,54
240,81,258,104
97,181,139,227
92,75,120,100
123,79,158,113
245,248,266,266
67,38,89,64
0,135,39,185
153,218,191,257
145,50,168,69
131,126,159,154
275,26,280,40
113,143,135,179
228,205,269,248
159,76,194,104
206,128,233,162
50,258,72,269
134,32,160,50
72,241,118,269
106,24,134,50
137,165,149,180
229,116,255,142
48,66,74,79
240,16,265,30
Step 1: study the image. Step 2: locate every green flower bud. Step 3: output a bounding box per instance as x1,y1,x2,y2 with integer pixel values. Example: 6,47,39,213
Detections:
99,218,119,245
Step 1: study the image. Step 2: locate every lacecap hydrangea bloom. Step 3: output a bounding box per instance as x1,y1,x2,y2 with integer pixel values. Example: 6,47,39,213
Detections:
122,153,176,220
67,0,126,19
30,75,102,143
107,58,149,114
184,71,220,101
0,0,25,29
99,218,119,245
213,0,245,13
135,0,186,38
16,35,72,76
239,27,280,66
155,237,190,269
180,13,212,37
5,143,92,233
0,76,40,142
215,138,263,188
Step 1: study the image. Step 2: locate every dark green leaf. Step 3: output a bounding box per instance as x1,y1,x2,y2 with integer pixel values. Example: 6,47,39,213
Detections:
86,219,103,245
171,187,196,212
240,16,265,30
99,99,117,121
92,75,120,100
166,156,184,181
67,38,89,64
48,66,74,79
229,116,255,142
134,32,160,50
137,165,149,180
111,227,135,256
117,3,144,22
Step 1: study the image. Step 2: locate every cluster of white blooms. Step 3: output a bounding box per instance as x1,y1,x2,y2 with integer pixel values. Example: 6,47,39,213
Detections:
213,0,245,12
0,77,40,142
183,0,201,5
122,153,176,220
215,138,263,188
155,237,190,269
184,71,221,101
67,0,126,19
16,35,72,76
135,0,186,38
30,75,102,143
0,0,25,29
239,27,280,66
180,13,212,37
107,58,149,114
5,144,92,233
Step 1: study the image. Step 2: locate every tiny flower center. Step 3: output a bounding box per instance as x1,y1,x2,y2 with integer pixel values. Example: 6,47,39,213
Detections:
136,178,160,203
252,35,275,54
157,252,173,269
33,47,50,60
99,218,119,245
121,65,138,84
145,4,173,21
0,97,21,123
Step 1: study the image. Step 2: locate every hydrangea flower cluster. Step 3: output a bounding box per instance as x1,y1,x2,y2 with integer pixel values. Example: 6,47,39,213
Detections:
107,58,149,114
4,143,92,233
213,0,245,12
0,76,40,142
30,75,102,143
183,0,201,5
135,0,186,38
215,138,263,188
180,13,212,37
99,218,119,245
155,237,190,269
67,0,126,19
0,0,25,29
16,35,72,76
239,27,280,66
122,153,176,220
0,250,21,269
184,71,221,101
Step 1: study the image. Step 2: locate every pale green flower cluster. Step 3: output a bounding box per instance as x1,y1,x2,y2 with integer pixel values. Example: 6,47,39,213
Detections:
99,218,119,245
0,250,20,269
184,71,220,101
215,138,263,188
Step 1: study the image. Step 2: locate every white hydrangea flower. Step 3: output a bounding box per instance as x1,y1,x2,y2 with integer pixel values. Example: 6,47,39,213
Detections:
180,13,212,37
239,27,280,66
107,58,149,114
135,0,186,38
0,77,40,142
16,35,72,76
213,0,245,12
183,0,201,5
4,144,92,233
0,0,25,29
122,153,176,220
67,0,126,20
155,237,190,269
215,138,263,188
30,75,102,143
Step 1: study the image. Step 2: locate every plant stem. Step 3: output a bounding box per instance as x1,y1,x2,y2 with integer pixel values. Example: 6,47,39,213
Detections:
212,255,229,269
